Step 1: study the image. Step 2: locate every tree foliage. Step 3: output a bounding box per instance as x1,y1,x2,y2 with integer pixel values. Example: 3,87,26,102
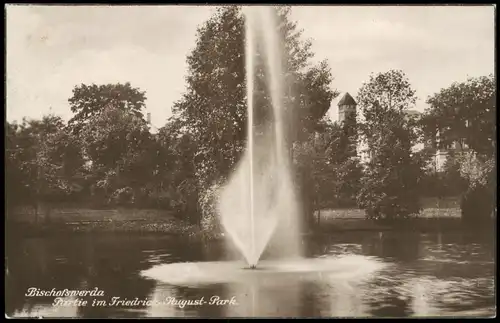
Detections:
356,70,424,222
9,8,494,231
458,150,495,226
294,119,340,217
420,153,468,198
6,4,339,225
80,104,157,206
172,6,338,188
154,119,200,221
422,75,495,157
6,115,86,216
68,82,147,133
357,69,417,115
422,75,495,225
294,118,363,223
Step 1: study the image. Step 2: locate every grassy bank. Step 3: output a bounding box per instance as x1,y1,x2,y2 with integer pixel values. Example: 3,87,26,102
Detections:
6,206,486,240
313,217,468,233
313,208,468,232
6,217,201,239
6,207,200,238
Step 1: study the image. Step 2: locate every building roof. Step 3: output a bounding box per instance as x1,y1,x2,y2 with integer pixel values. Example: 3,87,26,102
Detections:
404,109,422,122
337,92,357,106
405,109,421,116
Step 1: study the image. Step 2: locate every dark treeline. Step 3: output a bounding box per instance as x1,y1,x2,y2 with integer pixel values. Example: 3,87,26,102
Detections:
5,6,495,229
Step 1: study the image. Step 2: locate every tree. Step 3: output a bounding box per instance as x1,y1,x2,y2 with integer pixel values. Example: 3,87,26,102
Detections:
330,101,362,208
294,119,339,225
66,82,162,207
6,122,31,212
172,6,338,188
79,104,153,206
154,119,201,222
356,70,425,222
6,115,84,221
293,118,363,226
419,153,469,199
68,82,147,134
423,75,495,157
333,157,363,208
171,6,338,228
423,75,495,226
456,150,495,225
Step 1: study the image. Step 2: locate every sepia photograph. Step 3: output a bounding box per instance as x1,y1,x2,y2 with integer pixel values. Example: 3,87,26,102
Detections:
5,4,496,318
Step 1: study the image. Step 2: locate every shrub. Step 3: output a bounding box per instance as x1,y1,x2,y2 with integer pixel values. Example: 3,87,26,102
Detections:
198,179,225,239
109,187,134,206
457,152,495,226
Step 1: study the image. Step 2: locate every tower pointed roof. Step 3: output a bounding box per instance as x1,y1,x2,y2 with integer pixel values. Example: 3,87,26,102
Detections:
337,92,357,106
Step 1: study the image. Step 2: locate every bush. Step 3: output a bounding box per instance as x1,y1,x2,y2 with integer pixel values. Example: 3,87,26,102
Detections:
461,184,494,226
357,156,423,223
166,178,200,223
198,180,225,239
109,187,134,206
458,152,495,226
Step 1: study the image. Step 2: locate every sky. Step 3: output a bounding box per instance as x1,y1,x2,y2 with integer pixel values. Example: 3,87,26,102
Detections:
6,5,495,128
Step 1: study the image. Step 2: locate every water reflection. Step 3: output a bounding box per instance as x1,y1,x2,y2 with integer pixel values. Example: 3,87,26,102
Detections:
222,277,302,317
5,231,496,318
145,284,179,317
324,276,368,317
10,295,79,318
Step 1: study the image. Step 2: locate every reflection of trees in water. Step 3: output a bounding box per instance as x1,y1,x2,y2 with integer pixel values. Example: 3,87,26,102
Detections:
145,285,179,317
363,275,412,317
329,281,367,317
73,236,165,318
7,232,495,318
411,232,495,281
300,235,329,258
7,236,194,318
9,296,80,318
362,232,421,262
5,237,88,316
461,231,495,247
367,275,428,317
363,266,495,318
409,278,437,317
424,231,495,255
224,275,305,317
174,285,226,317
413,276,495,315
5,235,220,318
298,281,321,317
309,276,368,317
364,232,495,317
201,239,233,262
406,275,495,317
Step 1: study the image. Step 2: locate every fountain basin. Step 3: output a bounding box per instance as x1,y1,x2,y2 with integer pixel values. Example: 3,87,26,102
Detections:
140,255,387,287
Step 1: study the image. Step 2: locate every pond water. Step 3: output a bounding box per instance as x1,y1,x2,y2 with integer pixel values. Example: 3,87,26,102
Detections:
5,231,496,318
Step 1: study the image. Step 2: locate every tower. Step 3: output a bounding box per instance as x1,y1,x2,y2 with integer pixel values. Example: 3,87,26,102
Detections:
336,92,361,207
337,92,357,124
337,92,358,159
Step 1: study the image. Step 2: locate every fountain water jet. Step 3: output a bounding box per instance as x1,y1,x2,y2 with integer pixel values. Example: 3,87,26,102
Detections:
217,6,302,268
140,6,388,295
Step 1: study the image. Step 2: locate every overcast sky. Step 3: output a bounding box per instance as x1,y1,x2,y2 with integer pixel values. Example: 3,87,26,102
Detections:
6,5,495,127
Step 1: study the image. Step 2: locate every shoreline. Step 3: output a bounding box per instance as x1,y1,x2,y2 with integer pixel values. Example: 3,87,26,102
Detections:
6,216,494,240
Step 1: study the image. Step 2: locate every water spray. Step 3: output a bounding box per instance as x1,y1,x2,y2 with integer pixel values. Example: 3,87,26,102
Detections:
217,6,303,269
